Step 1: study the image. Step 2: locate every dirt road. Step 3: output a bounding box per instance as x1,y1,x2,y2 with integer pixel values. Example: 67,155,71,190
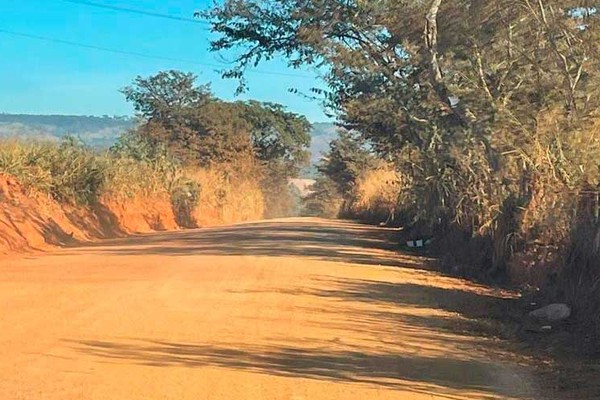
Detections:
0,218,542,399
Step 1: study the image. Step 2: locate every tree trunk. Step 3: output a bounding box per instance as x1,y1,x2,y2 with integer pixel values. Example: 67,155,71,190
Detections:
424,0,444,85
423,0,477,126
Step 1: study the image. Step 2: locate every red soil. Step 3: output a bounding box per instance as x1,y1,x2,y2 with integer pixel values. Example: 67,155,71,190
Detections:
0,174,178,256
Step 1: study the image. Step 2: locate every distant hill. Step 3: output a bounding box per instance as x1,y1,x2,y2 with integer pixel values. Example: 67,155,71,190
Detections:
0,114,338,163
0,114,133,148
310,122,338,163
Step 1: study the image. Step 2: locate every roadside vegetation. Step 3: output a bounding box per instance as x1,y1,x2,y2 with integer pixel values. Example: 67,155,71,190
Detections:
205,0,600,356
0,70,310,235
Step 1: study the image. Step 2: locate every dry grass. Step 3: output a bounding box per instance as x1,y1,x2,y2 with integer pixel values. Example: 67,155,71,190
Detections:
191,158,264,226
0,138,176,204
0,139,268,253
349,165,402,223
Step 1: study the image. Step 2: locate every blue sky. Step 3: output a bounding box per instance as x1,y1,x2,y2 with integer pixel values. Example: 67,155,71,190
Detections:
0,0,331,122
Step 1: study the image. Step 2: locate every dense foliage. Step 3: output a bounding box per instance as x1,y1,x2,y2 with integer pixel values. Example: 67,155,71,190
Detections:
0,136,184,205
206,0,600,347
0,71,311,224
122,70,311,217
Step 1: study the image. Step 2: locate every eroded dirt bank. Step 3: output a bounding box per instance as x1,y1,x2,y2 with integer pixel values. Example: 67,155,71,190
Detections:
0,218,557,399
0,173,261,256
0,174,177,255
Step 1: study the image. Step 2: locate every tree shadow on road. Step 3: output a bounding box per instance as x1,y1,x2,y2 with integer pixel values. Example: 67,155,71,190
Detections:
74,220,433,270
67,338,532,400
63,220,536,398
65,274,534,399
226,274,517,339
304,277,516,327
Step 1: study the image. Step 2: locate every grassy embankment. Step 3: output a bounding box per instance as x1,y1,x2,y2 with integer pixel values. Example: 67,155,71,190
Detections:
0,139,264,254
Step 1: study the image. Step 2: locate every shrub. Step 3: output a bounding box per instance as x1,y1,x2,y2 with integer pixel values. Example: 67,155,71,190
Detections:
170,176,201,228
349,165,401,224
0,137,106,204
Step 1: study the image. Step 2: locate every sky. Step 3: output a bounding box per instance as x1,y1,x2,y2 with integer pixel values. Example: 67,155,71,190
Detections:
0,0,331,122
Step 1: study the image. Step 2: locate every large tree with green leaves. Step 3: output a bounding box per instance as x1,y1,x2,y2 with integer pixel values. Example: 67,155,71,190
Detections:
318,130,375,196
240,100,310,172
122,70,312,217
122,70,252,165
238,100,311,217
205,1,600,278
122,70,311,171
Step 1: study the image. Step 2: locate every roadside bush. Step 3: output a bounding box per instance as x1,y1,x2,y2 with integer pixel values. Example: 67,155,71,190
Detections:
302,177,344,218
196,158,265,225
348,165,401,224
0,138,106,204
170,176,201,228
0,135,193,210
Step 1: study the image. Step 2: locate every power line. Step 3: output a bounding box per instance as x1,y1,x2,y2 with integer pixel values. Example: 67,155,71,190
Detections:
57,0,211,26
0,28,315,79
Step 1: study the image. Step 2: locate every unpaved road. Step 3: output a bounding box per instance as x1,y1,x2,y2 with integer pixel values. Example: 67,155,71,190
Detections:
0,218,542,399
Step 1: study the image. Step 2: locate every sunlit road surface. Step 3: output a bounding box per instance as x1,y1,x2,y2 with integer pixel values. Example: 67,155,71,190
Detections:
0,218,541,399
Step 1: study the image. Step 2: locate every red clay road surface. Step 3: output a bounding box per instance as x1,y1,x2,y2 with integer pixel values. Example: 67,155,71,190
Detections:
0,218,543,399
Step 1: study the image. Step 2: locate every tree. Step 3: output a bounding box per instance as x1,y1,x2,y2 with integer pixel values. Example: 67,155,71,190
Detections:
299,130,376,217
235,101,312,217
122,71,312,172
303,176,344,218
122,70,211,122
122,71,253,166
240,100,311,174
122,70,313,217
204,0,600,277
318,130,375,196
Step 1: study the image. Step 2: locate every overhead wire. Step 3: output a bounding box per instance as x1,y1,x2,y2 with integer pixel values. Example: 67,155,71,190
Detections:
56,0,212,26
0,28,316,79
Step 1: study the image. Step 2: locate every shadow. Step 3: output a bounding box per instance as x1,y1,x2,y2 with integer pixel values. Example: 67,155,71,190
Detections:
67,339,532,399
63,202,127,241
39,218,78,246
55,219,538,398
302,277,515,323
0,206,76,250
73,219,434,270
144,213,167,232
226,275,517,349
89,202,127,238
0,198,128,253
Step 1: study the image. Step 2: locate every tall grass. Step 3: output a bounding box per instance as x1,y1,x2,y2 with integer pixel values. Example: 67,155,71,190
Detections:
0,138,105,204
0,137,266,228
348,165,401,223
0,137,201,222
191,156,264,225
